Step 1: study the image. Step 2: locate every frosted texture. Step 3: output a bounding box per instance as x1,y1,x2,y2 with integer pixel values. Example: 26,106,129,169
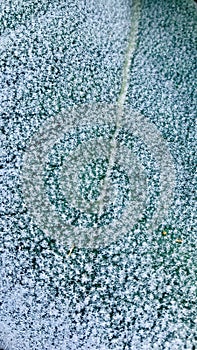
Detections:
0,0,196,349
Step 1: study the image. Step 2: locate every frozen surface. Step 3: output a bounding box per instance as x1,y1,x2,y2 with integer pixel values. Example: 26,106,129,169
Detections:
0,0,197,349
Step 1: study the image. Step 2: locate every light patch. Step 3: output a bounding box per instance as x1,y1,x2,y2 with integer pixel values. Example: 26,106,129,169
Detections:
21,104,176,248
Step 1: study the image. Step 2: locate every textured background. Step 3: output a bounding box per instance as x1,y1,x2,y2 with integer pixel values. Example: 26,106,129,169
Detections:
0,0,196,349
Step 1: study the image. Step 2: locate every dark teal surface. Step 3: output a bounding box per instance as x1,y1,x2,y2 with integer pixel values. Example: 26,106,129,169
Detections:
0,1,196,349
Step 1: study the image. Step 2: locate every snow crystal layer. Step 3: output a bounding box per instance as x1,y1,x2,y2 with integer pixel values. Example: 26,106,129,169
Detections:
0,0,196,349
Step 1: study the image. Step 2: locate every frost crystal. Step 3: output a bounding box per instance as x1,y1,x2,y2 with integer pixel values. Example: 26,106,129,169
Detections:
0,0,196,349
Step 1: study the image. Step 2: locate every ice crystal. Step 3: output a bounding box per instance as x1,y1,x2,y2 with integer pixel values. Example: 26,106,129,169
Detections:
0,0,196,349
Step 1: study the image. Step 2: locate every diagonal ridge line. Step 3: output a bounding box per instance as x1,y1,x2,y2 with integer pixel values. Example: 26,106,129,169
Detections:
96,0,141,220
